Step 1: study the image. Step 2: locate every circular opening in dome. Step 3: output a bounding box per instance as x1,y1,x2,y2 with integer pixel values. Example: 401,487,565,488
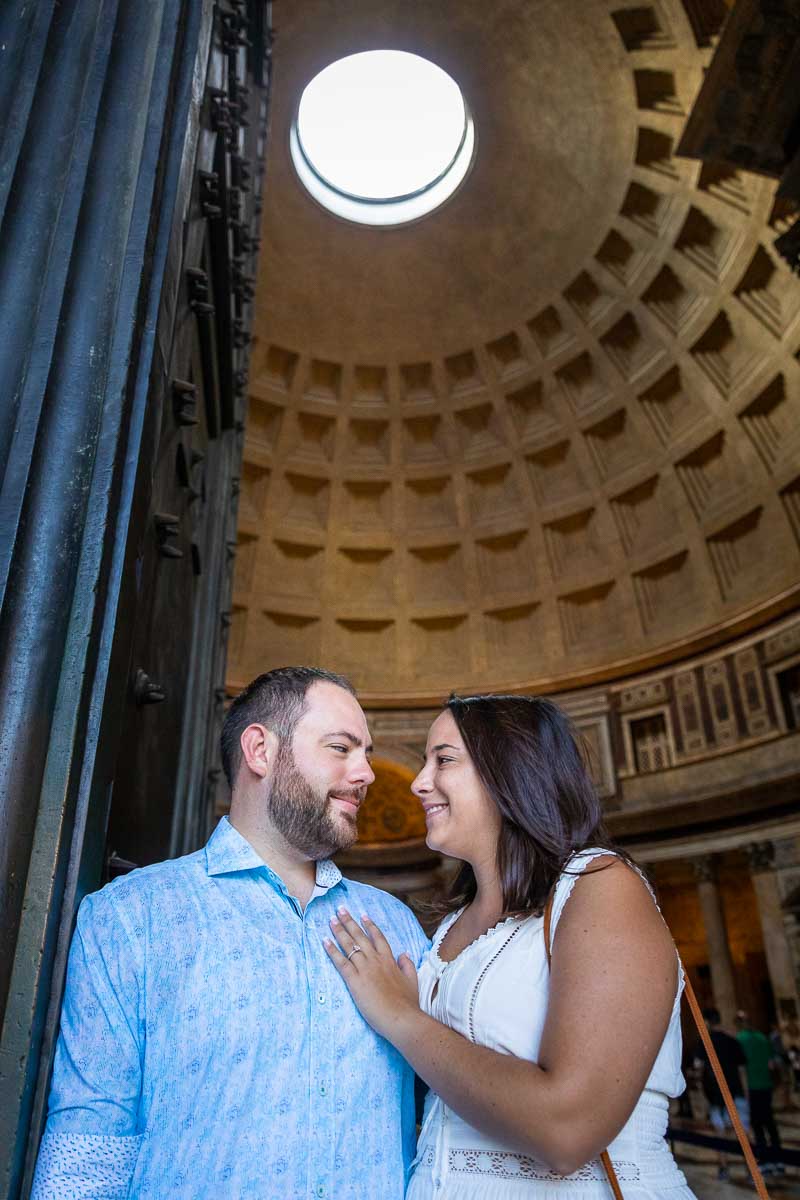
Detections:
290,50,475,226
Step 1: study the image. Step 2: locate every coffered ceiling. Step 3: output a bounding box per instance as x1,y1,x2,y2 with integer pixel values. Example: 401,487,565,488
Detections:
230,0,800,704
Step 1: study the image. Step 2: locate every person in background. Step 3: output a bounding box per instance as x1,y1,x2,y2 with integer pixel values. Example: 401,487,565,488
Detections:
692,1007,748,1183
736,1010,784,1177
769,1022,790,1108
787,1043,800,1102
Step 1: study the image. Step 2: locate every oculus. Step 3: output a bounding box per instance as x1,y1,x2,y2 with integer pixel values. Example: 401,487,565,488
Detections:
291,50,475,226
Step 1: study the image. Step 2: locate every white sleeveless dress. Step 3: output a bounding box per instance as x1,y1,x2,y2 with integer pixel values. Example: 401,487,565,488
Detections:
406,850,697,1199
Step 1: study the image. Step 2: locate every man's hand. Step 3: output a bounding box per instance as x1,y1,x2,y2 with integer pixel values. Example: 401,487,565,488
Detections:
324,907,420,1043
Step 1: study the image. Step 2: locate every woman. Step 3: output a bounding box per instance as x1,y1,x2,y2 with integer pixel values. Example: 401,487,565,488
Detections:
324,694,696,1198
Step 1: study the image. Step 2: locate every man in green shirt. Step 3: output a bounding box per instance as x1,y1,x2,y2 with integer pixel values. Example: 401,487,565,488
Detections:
736,1011,784,1176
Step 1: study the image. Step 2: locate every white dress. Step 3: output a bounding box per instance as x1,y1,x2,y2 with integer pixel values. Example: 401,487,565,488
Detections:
406,850,697,1199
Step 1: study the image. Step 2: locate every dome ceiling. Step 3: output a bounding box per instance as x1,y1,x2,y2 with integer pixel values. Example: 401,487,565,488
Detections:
230,0,800,705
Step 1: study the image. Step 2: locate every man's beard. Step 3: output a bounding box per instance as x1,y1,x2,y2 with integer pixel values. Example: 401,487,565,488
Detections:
267,740,360,859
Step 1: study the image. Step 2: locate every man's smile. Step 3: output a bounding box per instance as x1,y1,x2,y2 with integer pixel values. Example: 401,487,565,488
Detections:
330,792,362,815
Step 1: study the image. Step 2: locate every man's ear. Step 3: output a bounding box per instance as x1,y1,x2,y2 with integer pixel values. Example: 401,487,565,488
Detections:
239,723,279,779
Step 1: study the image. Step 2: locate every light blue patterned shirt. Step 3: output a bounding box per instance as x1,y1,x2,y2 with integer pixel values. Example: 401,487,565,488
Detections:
32,817,429,1199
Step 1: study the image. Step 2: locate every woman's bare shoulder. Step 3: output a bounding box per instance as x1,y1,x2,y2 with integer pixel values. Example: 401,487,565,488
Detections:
555,853,674,960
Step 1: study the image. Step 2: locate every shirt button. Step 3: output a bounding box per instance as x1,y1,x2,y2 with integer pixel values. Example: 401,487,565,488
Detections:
319,1082,327,1096
316,1186,325,1198
318,992,326,1004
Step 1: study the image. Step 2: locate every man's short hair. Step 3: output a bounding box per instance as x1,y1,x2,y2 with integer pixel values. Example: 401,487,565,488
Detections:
702,1007,721,1025
220,666,356,788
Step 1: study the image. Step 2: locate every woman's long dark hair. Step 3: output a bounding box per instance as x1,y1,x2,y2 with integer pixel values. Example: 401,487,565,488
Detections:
437,693,632,917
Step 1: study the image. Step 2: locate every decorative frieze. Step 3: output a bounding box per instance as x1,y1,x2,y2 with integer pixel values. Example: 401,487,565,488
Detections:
764,621,800,663
618,679,669,712
734,646,771,737
703,659,738,746
674,669,707,755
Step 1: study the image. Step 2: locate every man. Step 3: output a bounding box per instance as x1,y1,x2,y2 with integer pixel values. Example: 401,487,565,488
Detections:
736,1009,784,1177
32,667,428,1199
693,1007,749,1183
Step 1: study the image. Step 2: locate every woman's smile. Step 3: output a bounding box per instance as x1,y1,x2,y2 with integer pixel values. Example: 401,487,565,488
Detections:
423,801,449,821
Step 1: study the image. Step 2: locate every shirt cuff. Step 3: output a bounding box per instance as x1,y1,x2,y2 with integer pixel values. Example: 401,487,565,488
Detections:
31,1130,142,1199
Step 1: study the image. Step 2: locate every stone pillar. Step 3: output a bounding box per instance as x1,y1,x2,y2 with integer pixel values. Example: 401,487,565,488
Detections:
746,841,800,1034
693,855,738,1028
0,3,272,1195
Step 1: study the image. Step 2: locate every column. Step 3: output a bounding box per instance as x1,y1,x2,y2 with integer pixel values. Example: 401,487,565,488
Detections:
746,841,800,1034
693,855,738,1028
0,2,272,1195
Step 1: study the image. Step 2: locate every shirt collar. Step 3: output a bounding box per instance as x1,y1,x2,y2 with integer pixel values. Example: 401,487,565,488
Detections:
205,815,346,892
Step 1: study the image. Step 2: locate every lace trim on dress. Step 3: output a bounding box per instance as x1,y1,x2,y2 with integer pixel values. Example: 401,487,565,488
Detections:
431,910,526,968
430,909,462,959
420,1146,642,1183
